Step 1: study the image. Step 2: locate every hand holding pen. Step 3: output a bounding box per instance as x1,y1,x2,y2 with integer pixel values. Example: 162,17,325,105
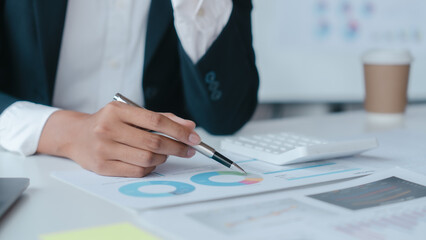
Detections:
37,93,205,177
113,93,246,174
37,91,245,177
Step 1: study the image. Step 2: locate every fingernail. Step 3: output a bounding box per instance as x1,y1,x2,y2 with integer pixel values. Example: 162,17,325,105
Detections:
189,133,201,145
187,148,196,157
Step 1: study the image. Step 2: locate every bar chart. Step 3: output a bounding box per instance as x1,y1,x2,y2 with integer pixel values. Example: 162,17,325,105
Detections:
333,206,426,239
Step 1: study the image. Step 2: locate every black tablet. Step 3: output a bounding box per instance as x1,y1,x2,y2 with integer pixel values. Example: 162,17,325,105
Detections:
0,178,29,218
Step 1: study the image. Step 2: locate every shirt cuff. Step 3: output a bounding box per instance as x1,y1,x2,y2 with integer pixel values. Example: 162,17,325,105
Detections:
0,101,60,156
171,0,233,63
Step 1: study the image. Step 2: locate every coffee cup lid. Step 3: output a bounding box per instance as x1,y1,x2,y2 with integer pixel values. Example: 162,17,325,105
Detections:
362,49,413,65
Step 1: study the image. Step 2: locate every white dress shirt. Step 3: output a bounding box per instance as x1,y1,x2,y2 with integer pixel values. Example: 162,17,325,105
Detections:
0,0,232,156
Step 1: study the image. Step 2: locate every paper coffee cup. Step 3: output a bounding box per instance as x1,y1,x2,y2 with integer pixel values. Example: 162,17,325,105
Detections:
362,49,413,114
365,112,404,131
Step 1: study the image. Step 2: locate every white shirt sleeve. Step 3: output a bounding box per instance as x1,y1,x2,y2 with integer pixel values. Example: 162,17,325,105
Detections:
171,0,233,63
0,101,59,156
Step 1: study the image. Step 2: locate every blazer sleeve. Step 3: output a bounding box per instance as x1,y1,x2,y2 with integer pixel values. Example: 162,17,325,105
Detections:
0,2,34,114
0,91,19,115
0,40,19,113
0,6,19,113
0,35,18,114
177,1,259,135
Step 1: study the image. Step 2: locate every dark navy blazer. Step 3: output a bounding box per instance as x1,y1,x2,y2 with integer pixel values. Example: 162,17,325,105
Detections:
0,0,259,135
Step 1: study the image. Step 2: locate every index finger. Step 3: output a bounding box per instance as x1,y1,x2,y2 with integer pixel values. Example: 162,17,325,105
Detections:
118,103,201,146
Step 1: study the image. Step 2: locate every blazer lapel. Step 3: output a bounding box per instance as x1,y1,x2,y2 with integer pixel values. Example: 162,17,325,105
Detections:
32,0,68,100
144,0,173,71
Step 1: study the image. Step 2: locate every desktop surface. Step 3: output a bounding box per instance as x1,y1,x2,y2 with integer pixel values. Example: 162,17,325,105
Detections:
0,104,425,239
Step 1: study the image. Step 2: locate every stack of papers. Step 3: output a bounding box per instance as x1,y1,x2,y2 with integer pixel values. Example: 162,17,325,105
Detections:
51,130,426,239
140,168,426,240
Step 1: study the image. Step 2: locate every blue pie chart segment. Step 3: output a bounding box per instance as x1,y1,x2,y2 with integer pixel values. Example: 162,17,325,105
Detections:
119,181,195,198
190,171,263,187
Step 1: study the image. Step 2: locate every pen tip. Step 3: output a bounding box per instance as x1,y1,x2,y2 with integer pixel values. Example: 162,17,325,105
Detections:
232,163,247,175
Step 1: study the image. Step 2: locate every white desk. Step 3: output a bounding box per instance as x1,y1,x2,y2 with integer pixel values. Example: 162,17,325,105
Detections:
1,104,426,239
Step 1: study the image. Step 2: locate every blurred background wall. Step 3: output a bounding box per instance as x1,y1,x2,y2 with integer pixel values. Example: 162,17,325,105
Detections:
250,0,426,120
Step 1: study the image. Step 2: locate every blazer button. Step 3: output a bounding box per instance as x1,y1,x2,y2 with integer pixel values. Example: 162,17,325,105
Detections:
205,71,216,83
208,81,219,92
204,71,222,101
211,90,222,101
144,87,158,99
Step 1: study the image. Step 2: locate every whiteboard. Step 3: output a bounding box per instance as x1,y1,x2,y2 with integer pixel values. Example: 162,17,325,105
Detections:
252,0,426,103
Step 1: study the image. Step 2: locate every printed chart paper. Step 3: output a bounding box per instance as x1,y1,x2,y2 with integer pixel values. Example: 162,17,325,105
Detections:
139,168,426,240
308,169,426,240
51,152,374,211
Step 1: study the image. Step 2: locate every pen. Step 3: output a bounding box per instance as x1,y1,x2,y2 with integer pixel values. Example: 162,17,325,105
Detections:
113,93,247,174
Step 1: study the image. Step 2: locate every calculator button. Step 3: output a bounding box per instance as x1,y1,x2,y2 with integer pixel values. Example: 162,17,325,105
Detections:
239,137,257,144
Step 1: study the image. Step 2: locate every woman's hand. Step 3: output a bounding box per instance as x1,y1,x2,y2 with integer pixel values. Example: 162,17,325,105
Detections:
37,101,201,177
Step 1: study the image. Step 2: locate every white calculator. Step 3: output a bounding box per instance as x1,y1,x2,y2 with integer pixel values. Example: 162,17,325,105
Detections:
220,132,378,165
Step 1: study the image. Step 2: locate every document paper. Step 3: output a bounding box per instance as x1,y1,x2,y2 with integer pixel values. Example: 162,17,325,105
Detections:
52,152,374,211
140,168,426,240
